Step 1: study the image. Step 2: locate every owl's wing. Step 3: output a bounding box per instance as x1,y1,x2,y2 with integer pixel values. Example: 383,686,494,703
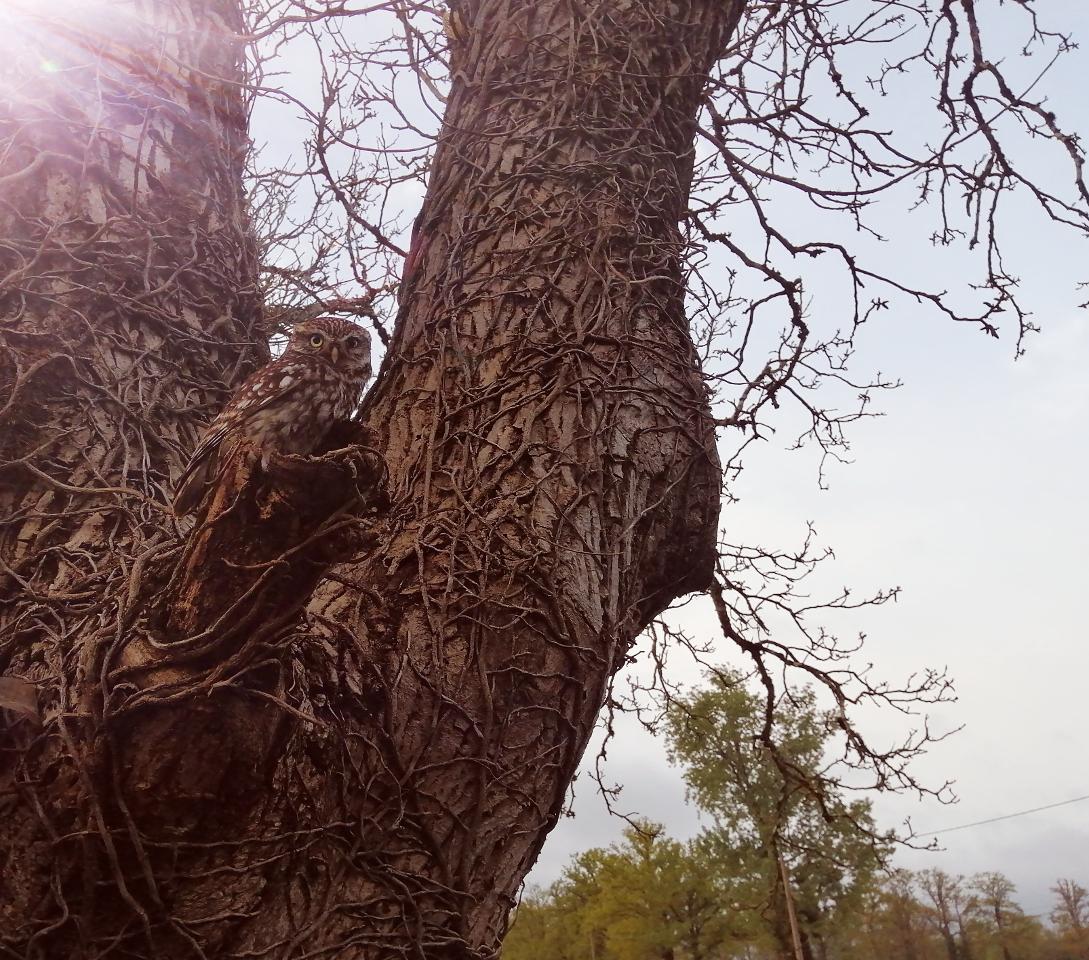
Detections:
171,422,232,517
172,374,304,518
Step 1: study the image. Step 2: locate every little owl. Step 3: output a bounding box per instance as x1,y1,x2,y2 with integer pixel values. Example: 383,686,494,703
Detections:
173,317,373,517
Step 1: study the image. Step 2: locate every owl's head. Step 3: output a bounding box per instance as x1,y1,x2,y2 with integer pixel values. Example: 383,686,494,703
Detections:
289,317,372,381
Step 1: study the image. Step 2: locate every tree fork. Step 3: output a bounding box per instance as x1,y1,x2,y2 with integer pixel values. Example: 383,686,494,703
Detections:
0,0,742,956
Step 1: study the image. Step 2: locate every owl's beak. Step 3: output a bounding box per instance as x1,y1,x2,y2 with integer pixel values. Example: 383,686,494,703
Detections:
329,345,340,364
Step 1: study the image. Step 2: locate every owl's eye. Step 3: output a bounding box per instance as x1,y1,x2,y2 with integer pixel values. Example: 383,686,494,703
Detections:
345,336,361,349
309,333,325,348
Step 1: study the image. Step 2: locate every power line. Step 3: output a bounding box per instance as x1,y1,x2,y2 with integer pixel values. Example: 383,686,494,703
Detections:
916,793,1089,838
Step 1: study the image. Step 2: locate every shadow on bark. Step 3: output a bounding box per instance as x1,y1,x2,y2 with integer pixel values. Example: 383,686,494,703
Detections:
99,424,389,833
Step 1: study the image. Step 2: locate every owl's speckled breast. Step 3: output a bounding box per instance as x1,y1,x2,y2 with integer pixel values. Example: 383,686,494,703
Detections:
245,360,363,456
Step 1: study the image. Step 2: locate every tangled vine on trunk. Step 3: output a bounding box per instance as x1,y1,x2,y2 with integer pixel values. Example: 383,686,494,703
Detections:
2,1,1087,958
1,1,729,955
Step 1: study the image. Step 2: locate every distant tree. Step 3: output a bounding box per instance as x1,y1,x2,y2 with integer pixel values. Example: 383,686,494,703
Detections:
1050,880,1089,959
840,871,1050,960
503,884,595,960
504,834,1086,960
856,870,942,960
1052,880,1089,933
919,870,977,960
664,674,888,960
588,824,743,960
971,872,1044,960
503,822,747,960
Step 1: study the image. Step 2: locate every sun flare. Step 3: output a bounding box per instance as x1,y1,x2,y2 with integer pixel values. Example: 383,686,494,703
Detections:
0,0,175,88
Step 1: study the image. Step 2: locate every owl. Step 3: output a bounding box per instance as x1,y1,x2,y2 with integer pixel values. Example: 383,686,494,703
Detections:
173,317,373,517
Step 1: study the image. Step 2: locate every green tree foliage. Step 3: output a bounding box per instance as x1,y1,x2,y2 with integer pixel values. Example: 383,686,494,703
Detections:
504,823,750,960
504,676,1085,960
508,862,1084,960
506,675,889,959
664,674,888,959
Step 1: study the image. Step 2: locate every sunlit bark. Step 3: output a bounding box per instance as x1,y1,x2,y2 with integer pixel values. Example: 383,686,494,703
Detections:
0,0,262,951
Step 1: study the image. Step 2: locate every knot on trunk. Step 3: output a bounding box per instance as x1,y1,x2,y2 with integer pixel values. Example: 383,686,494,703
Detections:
163,422,389,647
99,424,389,833
117,424,388,681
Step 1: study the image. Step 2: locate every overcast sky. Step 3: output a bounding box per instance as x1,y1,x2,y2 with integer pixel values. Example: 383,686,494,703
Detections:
251,3,1089,919
530,268,1089,917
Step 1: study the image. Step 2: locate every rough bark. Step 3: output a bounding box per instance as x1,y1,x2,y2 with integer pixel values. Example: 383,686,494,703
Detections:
289,1,731,950
0,0,264,951
0,0,735,957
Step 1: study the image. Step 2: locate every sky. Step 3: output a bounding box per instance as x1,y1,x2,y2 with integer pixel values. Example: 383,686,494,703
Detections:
247,2,1089,919
529,272,1089,918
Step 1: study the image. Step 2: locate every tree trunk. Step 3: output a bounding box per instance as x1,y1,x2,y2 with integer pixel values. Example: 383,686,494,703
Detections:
992,904,1014,960
1,0,263,952
0,0,734,957
939,922,960,960
955,906,973,960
